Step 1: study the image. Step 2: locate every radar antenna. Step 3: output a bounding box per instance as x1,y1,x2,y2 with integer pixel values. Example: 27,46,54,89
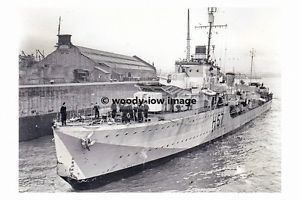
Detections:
195,7,227,60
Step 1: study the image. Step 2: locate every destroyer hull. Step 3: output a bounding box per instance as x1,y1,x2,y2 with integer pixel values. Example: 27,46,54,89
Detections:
53,100,272,190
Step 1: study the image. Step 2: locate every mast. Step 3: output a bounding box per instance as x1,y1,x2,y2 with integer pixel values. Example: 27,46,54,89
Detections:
58,16,61,35
250,48,255,83
207,7,214,60
224,48,227,73
195,7,227,61
186,9,191,61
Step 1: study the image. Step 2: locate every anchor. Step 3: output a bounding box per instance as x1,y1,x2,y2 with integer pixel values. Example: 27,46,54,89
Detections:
81,132,96,151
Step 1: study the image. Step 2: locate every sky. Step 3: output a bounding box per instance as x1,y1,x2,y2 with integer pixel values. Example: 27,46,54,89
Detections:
18,0,281,75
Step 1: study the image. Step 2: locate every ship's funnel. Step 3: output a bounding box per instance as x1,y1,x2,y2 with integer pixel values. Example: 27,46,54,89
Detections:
226,72,235,87
57,34,72,47
194,46,206,60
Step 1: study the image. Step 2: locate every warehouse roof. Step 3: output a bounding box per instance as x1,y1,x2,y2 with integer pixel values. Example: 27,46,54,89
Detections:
76,46,155,71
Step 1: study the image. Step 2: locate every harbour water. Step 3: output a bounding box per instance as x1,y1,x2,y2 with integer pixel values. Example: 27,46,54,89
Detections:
19,77,281,192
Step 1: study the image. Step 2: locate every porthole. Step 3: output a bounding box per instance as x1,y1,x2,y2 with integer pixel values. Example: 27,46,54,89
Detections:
166,145,169,147
105,135,109,138
127,154,130,157
135,152,138,155
116,134,119,137
133,132,137,134
125,132,128,135
119,155,122,158
149,129,152,132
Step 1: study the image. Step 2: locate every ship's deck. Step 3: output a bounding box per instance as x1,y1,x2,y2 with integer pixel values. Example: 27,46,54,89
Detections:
55,106,215,129
55,98,272,130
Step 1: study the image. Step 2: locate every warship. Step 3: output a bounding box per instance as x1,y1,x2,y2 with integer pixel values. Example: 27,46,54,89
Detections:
52,8,273,190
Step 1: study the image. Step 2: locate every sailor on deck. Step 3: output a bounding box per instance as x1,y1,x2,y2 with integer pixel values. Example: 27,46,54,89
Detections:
143,102,149,122
119,103,125,123
60,102,67,126
124,103,132,123
111,102,117,119
128,103,134,121
93,102,100,119
133,104,138,121
137,104,144,123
